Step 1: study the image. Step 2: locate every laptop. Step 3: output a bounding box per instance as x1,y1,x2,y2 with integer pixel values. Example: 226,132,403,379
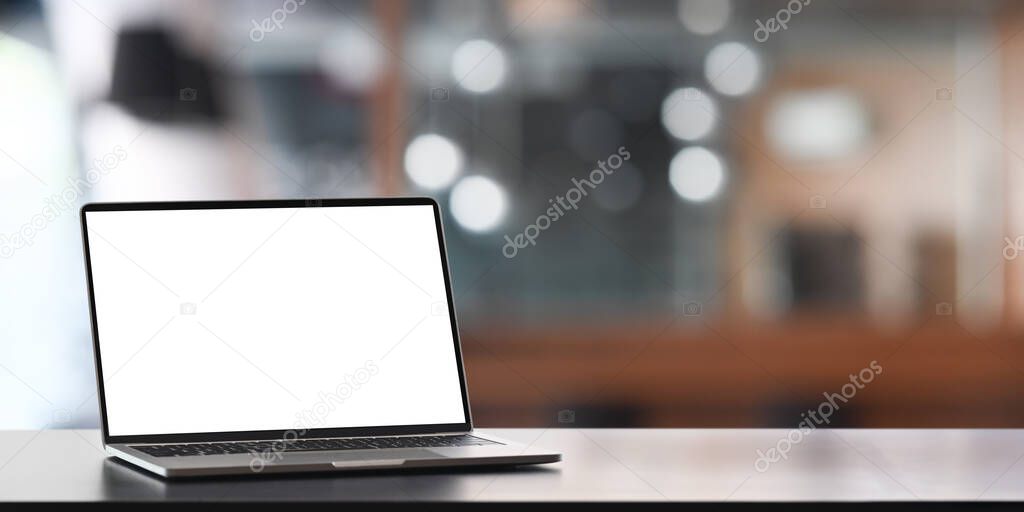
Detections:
80,198,560,478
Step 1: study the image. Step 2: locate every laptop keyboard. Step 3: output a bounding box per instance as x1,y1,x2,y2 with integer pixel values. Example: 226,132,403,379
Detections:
131,434,499,457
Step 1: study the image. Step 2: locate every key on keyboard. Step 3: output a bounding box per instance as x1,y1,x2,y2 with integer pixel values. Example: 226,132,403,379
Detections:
132,434,499,457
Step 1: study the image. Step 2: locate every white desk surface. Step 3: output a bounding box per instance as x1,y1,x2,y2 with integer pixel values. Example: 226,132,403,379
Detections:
1,428,1023,502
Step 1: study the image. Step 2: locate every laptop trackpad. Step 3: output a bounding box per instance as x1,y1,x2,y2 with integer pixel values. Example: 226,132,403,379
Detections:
330,448,445,467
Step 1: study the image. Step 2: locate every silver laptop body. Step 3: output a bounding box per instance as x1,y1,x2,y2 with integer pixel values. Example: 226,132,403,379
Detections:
80,198,560,478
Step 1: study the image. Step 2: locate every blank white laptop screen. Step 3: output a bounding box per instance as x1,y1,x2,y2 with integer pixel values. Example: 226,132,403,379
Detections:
84,204,467,436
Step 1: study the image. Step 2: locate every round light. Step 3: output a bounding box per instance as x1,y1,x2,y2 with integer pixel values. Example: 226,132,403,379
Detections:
678,0,731,35
451,39,507,94
669,147,725,203
404,134,463,190
450,176,507,232
661,87,717,141
705,42,761,96
320,24,385,91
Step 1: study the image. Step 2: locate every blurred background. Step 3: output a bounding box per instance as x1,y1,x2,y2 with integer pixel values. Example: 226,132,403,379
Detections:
4,0,1024,429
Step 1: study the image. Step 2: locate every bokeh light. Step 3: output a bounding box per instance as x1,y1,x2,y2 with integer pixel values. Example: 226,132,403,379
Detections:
705,42,761,96
404,134,463,190
320,23,385,92
678,0,731,35
766,89,871,161
669,146,726,203
661,87,717,141
451,39,507,94
450,175,507,232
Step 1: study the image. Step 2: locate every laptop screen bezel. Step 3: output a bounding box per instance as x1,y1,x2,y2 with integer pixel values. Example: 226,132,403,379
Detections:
80,197,474,445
